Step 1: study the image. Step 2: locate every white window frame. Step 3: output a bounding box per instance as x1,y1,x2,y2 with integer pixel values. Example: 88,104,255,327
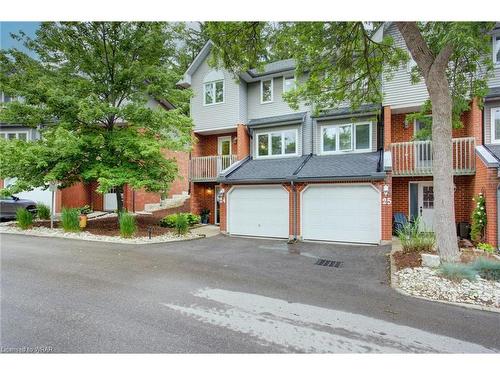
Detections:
255,128,299,158
203,80,225,106
490,107,500,144
407,58,417,73
320,122,372,155
493,32,500,65
0,131,29,141
260,78,274,104
282,75,296,94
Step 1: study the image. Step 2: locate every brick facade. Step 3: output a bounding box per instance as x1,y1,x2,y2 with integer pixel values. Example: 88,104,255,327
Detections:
190,182,217,224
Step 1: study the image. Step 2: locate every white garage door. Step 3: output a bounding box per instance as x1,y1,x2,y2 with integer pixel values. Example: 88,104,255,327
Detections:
228,186,289,238
301,185,381,244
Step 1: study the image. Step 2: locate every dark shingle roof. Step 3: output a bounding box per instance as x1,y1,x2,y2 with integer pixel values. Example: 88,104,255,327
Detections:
219,151,384,183
247,112,307,128
486,87,500,100
247,59,296,78
313,104,380,119
220,156,308,183
295,152,384,180
484,144,500,161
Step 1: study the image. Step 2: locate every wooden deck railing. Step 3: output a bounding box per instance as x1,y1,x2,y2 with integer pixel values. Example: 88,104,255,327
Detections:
189,155,238,182
391,137,475,176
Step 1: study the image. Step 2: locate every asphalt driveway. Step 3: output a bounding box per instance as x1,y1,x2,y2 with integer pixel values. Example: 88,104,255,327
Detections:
1,233,499,353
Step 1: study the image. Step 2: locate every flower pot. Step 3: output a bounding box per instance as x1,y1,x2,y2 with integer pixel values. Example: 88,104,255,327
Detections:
79,214,88,228
201,215,209,224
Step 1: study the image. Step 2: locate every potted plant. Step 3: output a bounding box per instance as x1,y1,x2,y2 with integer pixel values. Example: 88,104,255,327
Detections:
78,205,92,228
200,208,210,224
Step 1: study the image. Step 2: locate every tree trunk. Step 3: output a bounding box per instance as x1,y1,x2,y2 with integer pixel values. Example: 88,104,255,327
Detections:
115,185,124,213
396,22,460,262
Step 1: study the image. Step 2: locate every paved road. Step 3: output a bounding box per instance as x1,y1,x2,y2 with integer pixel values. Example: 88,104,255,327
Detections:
1,234,499,353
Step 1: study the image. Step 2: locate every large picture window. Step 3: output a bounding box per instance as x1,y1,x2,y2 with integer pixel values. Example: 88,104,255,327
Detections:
204,80,224,105
491,107,500,143
256,129,297,157
321,122,372,154
493,34,500,65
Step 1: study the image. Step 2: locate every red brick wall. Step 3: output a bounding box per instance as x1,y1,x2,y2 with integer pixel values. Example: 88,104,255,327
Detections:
236,124,250,160
189,182,217,224
384,106,392,150
391,175,474,224
472,154,499,246
60,182,91,209
163,149,189,197
192,132,237,157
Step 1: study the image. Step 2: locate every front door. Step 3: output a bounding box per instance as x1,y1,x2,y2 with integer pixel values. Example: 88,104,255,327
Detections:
217,136,232,172
104,188,118,211
417,182,434,231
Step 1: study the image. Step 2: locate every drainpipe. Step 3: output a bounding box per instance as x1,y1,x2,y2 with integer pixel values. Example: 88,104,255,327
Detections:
290,180,297,242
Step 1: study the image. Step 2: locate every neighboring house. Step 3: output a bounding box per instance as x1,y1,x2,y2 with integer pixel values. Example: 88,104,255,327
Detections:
0,93,189,213
377,22,500,246
180,42,389,244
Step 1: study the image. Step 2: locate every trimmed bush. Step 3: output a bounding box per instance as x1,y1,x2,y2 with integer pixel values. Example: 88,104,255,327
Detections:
438,262,478,282
471,193,486,242
36,202,51,220
61,207,80,232
119,212,137,238
396,216,435,253
476,242,495,254
160,213,200,228
16,208,33,229
470,257,500,281
175,213,189,235
79,205,92,215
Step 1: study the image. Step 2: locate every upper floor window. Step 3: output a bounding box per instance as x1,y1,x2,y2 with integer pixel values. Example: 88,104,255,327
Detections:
204,80,224,105
0,131,28,141
320,122,371,154
0,92,16,103
256,129,297,158
491,107,500,143
493,34,500,65
283,76,296,93
261,79,273,103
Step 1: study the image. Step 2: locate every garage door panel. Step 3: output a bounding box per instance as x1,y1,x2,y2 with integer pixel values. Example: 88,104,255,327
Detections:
228,186,289,238
302,185,380,244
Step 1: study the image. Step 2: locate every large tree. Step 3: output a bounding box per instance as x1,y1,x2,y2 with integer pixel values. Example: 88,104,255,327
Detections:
0,22,193,212
205,21,494,262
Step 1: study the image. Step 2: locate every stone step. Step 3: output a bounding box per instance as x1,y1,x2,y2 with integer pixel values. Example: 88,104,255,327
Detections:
143,194,190,213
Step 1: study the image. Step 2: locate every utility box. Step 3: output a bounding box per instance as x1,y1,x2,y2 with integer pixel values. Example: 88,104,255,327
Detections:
457,221,471,239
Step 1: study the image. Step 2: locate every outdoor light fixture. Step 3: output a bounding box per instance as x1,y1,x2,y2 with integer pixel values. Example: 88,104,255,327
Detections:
217,188,225,203
383,184,390,196
206,187,213,194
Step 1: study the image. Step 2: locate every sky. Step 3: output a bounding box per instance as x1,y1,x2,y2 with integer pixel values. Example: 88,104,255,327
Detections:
0,22,39,55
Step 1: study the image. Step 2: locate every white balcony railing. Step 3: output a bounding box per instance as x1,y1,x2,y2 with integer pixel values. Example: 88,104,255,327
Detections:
391,137,475,176
189,155,238,182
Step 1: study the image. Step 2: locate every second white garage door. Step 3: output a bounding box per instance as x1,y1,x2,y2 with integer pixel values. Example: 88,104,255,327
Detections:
301,185,381,244
228,186,289,238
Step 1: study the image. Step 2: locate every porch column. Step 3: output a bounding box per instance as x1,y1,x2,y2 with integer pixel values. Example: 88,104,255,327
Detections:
219,183,229,233
381,174,393,242
236,124,250,160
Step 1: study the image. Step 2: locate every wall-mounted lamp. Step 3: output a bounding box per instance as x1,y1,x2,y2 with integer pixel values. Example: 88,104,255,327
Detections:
206,187,213,194
383,184,390,197
217,188,225,203
403,118,410,129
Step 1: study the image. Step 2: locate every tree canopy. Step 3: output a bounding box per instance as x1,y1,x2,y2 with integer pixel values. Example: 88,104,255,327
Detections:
0,22,193,209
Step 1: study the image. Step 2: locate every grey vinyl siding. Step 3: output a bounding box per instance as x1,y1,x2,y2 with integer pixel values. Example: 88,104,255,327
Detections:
247,76,309,120
484,99,500,144
190,57,243,132
301,112,313,155
489,66,500,88
313,116,378,155
382,23,429,108
239,81,248,124
250,124,302,158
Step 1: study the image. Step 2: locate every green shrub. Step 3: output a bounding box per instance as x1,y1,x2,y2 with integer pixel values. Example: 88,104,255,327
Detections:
61,207,80,232
185,213,201,226
470,193,486,242
36,202,51,220
470,257,500,281
16,208,33,229
396,216,435,253
476,242,496,254
119,212,137,238
175,213,189,235
160,212,200,228
78,205,92,215
438,262,478,282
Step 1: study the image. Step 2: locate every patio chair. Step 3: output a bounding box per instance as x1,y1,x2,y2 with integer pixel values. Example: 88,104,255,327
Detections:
393,212,408,234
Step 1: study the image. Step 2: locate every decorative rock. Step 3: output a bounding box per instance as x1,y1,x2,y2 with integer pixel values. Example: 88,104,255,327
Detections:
421,253,441,268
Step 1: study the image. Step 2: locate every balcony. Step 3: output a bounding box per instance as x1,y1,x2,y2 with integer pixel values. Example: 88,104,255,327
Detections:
391,137,476,176
189,155,238,182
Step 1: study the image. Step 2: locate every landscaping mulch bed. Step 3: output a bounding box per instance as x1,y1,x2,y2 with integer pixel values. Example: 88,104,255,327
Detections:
393,251,422,270
34,215,172,237
460,248,500,263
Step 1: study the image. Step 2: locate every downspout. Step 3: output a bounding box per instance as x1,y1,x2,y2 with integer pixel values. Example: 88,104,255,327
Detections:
289,180,297,243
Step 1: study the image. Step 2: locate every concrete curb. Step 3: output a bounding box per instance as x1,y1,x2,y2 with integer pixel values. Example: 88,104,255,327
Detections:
0,228,205,245
390,238,500,314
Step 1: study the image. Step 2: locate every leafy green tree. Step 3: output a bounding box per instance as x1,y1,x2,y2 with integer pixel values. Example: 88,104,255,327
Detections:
205,21,495,262
0,22,193,212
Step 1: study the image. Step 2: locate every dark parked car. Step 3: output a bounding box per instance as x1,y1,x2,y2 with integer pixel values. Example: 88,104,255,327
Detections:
0,195,37,220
